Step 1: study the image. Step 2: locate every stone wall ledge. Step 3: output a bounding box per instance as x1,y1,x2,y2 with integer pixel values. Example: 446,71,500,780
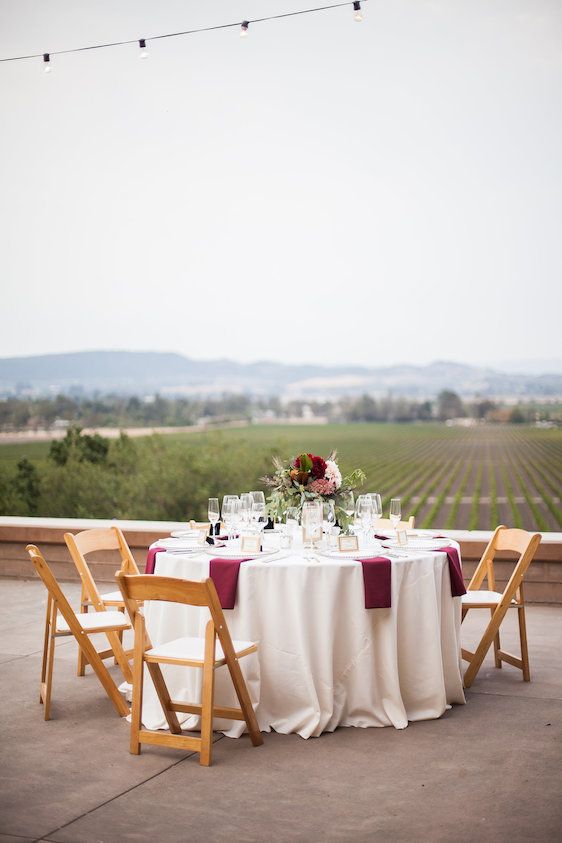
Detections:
1,516,561,604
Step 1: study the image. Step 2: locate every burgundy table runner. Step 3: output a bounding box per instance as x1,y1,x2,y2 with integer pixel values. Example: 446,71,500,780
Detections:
360,557,392,609
436,545,466,597
208,557,252,610
145,545,165,575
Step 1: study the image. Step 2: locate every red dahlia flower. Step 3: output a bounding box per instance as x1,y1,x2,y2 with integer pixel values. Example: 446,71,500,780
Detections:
310,455,327,479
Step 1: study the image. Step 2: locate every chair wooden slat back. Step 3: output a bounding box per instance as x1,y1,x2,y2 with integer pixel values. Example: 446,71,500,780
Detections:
65,526,140,609
467,525,541,598
116,573,237,663
72,527,121,555
27,544,85,640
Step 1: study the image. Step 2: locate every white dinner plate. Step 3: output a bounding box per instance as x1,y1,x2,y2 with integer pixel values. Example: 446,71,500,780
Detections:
204,547,278,560
157,537,202,552
384,537,451,550
319,548,388,560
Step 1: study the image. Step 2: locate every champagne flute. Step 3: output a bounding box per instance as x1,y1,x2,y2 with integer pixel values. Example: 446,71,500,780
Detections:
208,497,219,537
389,498,401,532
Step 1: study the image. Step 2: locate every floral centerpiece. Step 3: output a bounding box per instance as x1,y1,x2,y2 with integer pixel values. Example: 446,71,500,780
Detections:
262,450,365,531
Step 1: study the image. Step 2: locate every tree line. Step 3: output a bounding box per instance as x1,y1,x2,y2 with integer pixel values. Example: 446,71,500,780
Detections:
0,391,558,431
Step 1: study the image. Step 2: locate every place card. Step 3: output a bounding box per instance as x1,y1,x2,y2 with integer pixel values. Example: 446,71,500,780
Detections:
240,535,261,553
396,529,408,547
338,534,359,552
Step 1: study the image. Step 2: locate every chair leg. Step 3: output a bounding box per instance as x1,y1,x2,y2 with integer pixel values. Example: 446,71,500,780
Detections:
43,609,57,721
115,606,125,666
518,605,531,682
130,615,144,755
200,625,216,767
104,630,133,684
225,652,263,747
77,633,130,717
40,597,52,703
463,606,508,689
77,587,88,677
491,608,502,669
146,662,182,735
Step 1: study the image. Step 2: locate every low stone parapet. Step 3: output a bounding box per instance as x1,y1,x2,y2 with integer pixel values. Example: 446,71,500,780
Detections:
1,517,561,603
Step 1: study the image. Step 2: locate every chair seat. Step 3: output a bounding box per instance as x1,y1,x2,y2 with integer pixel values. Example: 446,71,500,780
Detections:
57,610,131,634
100,590,125,604
146,635,257,665
462,590,517,607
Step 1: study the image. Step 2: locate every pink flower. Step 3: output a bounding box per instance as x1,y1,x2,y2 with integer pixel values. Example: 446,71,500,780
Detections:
308,478,336,495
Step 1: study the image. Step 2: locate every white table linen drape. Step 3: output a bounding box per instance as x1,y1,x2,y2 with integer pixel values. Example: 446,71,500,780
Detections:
140,543,465,738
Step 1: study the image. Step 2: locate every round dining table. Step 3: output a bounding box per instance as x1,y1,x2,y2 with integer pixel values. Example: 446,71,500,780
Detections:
141,533,465,739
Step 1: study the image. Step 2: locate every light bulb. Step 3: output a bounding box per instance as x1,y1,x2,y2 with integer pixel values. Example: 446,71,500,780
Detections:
353,1,363,21
240,21,249,38
139,39,148,58
43,53,52,73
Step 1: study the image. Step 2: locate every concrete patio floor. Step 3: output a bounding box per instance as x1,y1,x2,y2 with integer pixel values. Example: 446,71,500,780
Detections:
0,578,560,843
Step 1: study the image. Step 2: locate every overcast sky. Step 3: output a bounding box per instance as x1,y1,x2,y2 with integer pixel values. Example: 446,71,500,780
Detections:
1,0,561,369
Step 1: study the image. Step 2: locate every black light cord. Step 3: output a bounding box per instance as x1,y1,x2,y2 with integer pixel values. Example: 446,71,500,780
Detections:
0,1,368,64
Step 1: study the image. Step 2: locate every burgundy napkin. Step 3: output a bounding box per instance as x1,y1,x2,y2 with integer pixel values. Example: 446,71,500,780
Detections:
374,533,391,542
145,545,166,575
435,545,466,597
360,557,392,609
209,558,252,610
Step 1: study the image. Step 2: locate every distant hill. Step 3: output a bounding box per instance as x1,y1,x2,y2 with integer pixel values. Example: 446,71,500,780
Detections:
0,351,561,400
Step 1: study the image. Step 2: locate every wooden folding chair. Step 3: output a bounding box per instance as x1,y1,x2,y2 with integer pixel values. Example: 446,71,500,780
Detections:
461,525,541,688
375,516,415,531
65,527,139,681
26,544,131,720
116,572,263,766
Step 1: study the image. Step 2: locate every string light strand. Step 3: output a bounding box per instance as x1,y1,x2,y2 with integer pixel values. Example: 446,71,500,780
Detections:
0,1,367,65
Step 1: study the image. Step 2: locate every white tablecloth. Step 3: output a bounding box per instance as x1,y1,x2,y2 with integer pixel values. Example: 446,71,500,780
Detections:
141,540,465,738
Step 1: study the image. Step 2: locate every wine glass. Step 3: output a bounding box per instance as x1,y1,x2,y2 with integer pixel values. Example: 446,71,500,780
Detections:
389,498,401,532
208,498,219,536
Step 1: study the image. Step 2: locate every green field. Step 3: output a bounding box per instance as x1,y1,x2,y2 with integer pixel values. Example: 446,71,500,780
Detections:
1,424,561,531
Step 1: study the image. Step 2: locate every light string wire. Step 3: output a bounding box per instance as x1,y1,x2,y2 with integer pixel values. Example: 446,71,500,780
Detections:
0,1,368,64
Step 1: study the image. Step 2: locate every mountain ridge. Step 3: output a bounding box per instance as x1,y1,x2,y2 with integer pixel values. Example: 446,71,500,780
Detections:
0,351,560,400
